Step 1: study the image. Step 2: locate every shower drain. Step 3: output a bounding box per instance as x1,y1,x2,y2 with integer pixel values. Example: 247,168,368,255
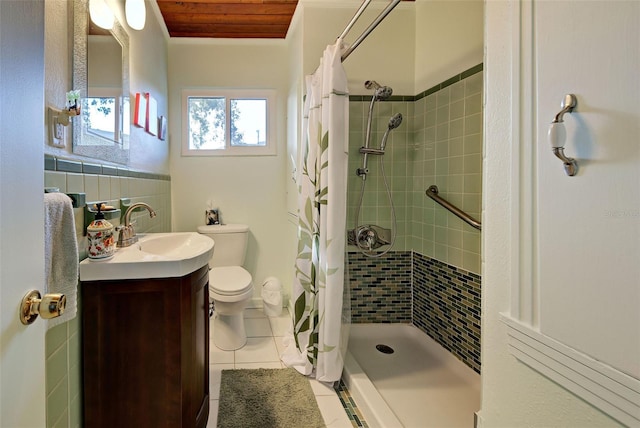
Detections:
376,344,395,354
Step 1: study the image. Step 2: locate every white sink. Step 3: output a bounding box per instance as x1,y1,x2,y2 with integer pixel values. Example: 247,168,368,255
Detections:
79,232,214,281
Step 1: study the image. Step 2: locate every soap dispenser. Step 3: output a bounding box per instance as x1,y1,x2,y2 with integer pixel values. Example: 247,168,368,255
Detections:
87,203,116,260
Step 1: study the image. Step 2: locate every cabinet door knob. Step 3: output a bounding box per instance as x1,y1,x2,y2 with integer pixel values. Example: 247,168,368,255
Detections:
19,290,66,325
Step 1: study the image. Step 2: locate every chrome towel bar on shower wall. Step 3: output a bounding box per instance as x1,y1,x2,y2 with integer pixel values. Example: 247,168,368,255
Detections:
425,185,482,231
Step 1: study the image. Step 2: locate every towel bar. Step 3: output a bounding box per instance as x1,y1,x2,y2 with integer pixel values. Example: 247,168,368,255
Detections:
44,189,86,208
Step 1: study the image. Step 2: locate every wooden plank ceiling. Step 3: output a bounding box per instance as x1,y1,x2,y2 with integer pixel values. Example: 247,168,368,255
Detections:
156,0,414,39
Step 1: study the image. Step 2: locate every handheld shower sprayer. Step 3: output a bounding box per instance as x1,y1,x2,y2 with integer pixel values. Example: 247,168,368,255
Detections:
380,113,403,151
358,112,403,156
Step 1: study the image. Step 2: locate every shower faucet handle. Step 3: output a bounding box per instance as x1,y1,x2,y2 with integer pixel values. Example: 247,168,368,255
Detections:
356,226,378,251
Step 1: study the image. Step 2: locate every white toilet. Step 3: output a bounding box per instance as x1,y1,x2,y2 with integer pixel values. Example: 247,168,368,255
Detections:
197,224,253,351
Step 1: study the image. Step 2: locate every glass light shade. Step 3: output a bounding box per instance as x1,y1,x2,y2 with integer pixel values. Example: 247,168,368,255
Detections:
125,0,146,31
88,0,114,30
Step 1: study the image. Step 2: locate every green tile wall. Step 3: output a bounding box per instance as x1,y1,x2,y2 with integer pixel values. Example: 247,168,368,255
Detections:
346,66,483,372
44,156,172,428
411,70,483,274
347,101,413,250
348,65,483,273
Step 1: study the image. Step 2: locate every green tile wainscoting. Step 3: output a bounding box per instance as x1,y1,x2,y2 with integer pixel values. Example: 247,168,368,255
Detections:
44,155,172,428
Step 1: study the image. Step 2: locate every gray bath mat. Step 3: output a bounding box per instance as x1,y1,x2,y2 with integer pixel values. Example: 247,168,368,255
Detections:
217,368,325,428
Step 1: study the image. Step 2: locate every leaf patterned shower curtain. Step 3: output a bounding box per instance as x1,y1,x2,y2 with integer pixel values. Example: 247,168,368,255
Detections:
281,42,349,382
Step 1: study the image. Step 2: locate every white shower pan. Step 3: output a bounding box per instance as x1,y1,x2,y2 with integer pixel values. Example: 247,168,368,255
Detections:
343,323,480,428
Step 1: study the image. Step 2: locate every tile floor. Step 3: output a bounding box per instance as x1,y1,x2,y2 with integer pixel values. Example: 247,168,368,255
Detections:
206,308,354,428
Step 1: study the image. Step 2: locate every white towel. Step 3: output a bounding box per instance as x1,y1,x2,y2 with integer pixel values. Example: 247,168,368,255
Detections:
44,193,79,329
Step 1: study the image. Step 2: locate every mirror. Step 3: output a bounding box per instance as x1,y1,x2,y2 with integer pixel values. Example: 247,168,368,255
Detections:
73,0,130,164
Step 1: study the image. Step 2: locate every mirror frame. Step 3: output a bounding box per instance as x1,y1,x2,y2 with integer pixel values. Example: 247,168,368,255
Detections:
72,0,130,165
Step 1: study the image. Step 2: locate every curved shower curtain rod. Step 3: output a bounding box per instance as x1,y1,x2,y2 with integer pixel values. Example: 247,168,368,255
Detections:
339,0,402,62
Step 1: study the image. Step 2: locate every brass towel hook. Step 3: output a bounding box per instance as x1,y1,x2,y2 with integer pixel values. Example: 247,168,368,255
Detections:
547,94,578,176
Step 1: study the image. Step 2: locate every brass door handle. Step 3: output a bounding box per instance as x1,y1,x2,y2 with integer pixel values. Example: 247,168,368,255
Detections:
20,290,66,325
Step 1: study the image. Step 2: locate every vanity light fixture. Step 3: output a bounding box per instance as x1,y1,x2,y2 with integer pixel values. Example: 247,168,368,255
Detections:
88,0,114,30
125,0,146,30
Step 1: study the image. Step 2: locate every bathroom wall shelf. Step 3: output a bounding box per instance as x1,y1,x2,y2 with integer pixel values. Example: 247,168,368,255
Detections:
67,192,86,208
44,189,86,208
84,203,121,235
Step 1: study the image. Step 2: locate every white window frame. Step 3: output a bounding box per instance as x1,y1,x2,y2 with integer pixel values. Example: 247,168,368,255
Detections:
87,87,124,143
181,88,277,156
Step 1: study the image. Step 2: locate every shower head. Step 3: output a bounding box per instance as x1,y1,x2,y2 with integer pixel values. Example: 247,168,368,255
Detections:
364,80,393,101
380,113,403,151
363,80,393,152
374,86,393,101
387,113,403,130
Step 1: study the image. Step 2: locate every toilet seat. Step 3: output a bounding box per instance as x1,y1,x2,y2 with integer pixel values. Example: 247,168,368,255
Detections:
209,266,253,298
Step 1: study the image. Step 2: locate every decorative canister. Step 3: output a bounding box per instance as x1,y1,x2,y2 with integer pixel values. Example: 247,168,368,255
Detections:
87,204,116,260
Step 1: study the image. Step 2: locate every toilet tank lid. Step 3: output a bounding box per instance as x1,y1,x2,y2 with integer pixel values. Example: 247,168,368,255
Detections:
197,224,249,234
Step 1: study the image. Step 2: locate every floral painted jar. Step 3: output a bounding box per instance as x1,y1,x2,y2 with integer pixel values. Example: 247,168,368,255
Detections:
87,206,116,260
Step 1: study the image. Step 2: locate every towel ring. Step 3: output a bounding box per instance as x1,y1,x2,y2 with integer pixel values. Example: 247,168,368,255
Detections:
547,94,578,176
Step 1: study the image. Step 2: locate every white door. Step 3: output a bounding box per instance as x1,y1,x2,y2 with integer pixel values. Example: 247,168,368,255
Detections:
489,0,640,425
535,0,639,381
0,0,47,426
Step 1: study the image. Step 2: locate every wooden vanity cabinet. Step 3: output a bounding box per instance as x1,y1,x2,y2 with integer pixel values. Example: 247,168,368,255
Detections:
82,265,210,428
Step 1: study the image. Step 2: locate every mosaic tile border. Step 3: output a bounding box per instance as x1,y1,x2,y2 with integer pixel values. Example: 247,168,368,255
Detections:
349,63,483,102
45,155,171,181
413,252,481,373
347,251,412,323
335,379,369,428
346,250,482,373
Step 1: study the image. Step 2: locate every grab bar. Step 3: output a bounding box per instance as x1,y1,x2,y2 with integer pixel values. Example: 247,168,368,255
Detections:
425,185,482,231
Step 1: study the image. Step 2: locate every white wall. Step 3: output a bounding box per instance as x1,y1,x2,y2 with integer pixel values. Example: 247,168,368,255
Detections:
126,0,169,173
480,2,623,426
88,36,121,88
414,0,483,92
300,1,415,96
44,0,170,174
167,40,291,305
44,0,72,147
298,0,484,97
286,6,304,217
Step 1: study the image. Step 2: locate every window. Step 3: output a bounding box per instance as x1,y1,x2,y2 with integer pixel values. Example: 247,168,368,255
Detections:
182,89,276,156
85,87,129,145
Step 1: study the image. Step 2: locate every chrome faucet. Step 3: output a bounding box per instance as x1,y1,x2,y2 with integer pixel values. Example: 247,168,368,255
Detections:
117,202,157,247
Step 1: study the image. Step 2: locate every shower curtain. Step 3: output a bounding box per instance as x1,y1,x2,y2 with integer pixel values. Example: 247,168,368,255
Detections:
281,42,349,382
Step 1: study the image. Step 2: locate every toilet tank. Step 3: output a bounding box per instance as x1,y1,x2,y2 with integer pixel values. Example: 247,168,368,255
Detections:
197,224,249,267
